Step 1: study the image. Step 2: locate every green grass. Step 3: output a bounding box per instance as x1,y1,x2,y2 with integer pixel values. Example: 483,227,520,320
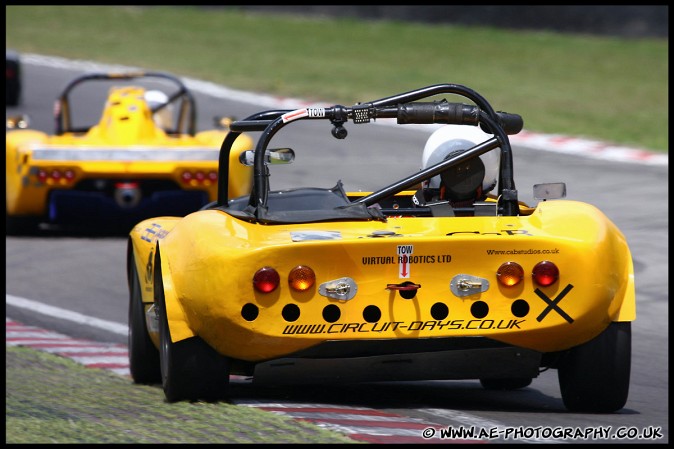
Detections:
6,5,668,152
6,346,357,444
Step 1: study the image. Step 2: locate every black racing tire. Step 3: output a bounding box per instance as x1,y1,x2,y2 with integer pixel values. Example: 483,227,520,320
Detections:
6,213,40,236
155,247,230,402
558,321,631,413
127,253,161,384
479,378,533,390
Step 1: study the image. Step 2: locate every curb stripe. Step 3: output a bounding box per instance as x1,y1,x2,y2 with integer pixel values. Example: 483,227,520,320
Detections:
6,317,470,444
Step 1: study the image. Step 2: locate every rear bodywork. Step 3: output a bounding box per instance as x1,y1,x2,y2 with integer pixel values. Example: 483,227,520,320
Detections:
130,195,634,379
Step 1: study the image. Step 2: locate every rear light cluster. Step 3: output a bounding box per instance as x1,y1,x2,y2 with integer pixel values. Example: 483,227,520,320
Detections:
36,168,76,185
180,170,218,186
253,265,316,293
496,260,559,287
252,261,557,295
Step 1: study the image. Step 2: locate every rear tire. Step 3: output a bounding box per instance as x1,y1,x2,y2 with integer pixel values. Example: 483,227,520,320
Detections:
155,247,230,402
558,321,631,413
480,378,532,390
128,253,161,384
6,213,40,236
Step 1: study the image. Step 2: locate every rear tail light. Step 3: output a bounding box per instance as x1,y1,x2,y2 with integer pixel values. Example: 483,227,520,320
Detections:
532,261,559,286
288,265,315,291
35,168,76,185
253,267,280,293
180,170,218,186
37,169,48,183
496,262,524,287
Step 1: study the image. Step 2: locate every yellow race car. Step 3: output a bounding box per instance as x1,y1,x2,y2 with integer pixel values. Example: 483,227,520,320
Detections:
6,71,253,234
127,83,635,413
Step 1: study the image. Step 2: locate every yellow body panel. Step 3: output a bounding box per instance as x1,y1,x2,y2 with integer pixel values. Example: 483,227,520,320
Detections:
130,197,635,363
6,85,253,217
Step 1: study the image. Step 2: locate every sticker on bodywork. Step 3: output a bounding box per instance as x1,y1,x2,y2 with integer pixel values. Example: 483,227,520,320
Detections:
291,231,342,242
398,245,413,278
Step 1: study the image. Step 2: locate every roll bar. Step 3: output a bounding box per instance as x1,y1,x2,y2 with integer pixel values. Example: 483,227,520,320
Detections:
219,84,522,216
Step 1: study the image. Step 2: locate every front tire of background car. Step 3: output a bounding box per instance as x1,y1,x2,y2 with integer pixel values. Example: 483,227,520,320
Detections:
154,247,230,402
127,254,161,384
479,378,533,390
557,321,631,413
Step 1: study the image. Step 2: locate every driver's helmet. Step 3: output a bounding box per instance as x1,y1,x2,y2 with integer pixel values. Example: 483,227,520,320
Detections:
144,90,173,129
421,125,499,203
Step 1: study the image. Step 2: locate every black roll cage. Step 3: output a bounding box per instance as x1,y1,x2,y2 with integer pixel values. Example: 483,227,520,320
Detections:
218,83,522,217
54,71,197,136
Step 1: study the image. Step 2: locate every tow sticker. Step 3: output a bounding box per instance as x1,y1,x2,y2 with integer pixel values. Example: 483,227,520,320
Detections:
281,107,326,123
398,245,413,278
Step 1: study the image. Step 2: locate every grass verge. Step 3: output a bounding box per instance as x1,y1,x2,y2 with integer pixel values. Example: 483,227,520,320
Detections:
6,346,357,444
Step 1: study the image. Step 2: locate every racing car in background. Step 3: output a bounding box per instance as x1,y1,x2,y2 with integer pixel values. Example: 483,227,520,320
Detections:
5,71,253,234
6,49,21,106
127,83,635,413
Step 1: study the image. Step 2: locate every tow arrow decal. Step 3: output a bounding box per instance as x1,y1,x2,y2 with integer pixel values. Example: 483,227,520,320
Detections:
397,245,413,278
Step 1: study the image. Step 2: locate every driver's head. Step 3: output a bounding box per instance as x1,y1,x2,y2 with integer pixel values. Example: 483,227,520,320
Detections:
144,90,173,129
421,125,499,203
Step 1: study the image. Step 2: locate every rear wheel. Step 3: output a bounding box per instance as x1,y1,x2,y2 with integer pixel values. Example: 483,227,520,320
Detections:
127,255,161,384
480,378,532,390
558,321,631,413
155,248,230,402
6,212,40,236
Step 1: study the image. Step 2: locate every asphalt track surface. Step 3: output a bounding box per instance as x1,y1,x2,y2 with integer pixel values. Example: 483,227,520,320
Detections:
6,55,669,444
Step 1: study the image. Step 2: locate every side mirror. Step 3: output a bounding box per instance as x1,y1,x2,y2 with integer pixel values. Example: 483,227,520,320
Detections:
239,148,295,166
533,183,566,200
6,114,30,129
214,115,235,130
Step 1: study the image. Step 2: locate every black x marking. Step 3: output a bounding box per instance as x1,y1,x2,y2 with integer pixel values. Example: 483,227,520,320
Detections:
535,284,574,323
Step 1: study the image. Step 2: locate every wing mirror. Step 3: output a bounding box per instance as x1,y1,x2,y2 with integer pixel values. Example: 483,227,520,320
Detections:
214,115,235,130
6,114,30,129
533,183,566,200
239,148,295,166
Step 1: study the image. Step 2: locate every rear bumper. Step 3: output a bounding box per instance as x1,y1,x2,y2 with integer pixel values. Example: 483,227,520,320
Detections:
252,337,542,385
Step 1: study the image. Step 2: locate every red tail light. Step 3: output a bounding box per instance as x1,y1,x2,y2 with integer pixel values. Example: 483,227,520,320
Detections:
497,262,524,287
253,267,280,293
37,169,48,183
532,261,559,286
36,168,76,184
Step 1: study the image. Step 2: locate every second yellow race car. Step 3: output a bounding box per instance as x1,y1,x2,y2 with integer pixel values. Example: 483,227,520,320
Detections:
6,71,253,234
127,83,635,413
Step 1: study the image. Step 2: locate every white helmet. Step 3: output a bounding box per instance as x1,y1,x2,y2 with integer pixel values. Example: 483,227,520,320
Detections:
144,90,173,129
421,125,499,201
